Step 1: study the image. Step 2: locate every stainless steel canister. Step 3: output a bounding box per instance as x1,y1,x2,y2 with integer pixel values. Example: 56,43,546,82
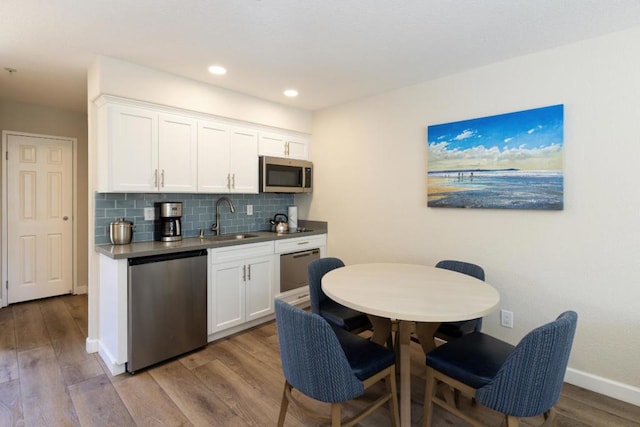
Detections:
109,218,134,245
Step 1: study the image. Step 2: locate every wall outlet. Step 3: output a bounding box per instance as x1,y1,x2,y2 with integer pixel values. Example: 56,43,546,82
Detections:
247,205,253,215
500,309,514,328
144,207,155,221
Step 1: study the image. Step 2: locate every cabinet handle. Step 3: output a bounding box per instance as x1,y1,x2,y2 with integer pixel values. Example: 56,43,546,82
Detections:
243,265,246,281
297,241,310,245
227,173,231,190
161,169,165,187
232,173,235,189
154,169,158,188
285,142,290,156
247,264,251,280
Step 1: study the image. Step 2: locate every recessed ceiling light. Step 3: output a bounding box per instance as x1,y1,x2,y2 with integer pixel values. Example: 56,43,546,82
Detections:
284,89,299,98
208,65,227,75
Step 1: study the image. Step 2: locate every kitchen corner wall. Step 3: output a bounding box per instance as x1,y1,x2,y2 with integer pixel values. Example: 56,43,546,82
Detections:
95,192,293,244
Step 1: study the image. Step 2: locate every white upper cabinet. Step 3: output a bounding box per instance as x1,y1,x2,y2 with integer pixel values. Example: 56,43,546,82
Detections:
158,113,198,192
96,96,298,193
258,132,309,160
97,102,197,192
285,135,309,160
198,121,258,193
230,127,259,193
198,121,232,193
99,103,158,192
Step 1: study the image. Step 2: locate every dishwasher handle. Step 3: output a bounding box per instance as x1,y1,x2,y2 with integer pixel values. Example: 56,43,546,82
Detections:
290,249,320,259
128,249,207,266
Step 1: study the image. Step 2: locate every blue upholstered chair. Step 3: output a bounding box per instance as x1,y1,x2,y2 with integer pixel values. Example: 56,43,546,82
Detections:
308,257,372,333
423,311,578,427
274,299,400,427
435,260,485,341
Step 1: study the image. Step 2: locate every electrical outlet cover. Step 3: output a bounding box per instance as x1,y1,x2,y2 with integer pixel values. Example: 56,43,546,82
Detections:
144,207,155,221
500,309,514,328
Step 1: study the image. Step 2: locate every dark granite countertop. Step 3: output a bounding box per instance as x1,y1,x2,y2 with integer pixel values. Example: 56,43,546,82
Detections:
96,221,327,260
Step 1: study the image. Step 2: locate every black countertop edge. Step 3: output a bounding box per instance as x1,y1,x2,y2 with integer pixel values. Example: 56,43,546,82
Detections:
96,221,327,260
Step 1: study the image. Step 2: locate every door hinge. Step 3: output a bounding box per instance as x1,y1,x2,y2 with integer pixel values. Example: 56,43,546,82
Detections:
5,152,7,160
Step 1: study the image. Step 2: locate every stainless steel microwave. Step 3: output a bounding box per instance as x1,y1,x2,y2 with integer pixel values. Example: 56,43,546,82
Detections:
259,156,312,193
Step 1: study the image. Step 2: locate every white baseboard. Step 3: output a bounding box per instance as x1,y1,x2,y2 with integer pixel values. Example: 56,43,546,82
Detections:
565,367,640,406
85,337,99,353
75,285,88,294
98,342,126,376
208,314,276,342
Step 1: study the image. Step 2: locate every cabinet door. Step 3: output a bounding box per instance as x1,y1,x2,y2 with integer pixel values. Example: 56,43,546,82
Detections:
210,260,245,333
245,255,274,321
230,127,258,193
108,104,158,192
258,132,287,158
286,136,310,160
159,114,198,192
198,121,231,193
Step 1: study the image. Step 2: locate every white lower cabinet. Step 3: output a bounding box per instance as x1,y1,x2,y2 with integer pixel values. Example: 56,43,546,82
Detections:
208,242,275,335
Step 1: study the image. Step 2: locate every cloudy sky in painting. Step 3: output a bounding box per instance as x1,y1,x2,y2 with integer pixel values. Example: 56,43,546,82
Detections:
427,105,563,172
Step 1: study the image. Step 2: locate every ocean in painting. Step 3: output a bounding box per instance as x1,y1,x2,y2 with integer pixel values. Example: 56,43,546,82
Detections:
427,169,563,210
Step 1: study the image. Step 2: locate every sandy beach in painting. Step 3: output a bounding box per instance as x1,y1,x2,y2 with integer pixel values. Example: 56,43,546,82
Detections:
427,170,563,209
427,177,468,201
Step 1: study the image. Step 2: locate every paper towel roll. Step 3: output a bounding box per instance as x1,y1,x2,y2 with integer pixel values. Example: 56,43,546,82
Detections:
287,206,298,232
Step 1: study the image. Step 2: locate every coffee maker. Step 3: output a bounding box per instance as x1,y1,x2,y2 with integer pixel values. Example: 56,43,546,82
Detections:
156,202,183,242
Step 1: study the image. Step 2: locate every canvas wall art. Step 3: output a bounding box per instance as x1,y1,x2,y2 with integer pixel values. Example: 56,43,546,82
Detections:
427,104,564,210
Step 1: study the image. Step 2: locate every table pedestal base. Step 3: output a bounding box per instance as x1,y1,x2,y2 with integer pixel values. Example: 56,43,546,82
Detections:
368,316,440,427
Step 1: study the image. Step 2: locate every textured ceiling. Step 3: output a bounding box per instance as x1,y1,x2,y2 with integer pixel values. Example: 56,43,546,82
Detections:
2,0,640,112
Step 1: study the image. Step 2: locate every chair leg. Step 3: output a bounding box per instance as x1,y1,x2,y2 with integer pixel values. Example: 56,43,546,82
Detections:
423,367,437,427
505,409,554,427
277,381,291,427
506,415,519,427
541,408,556,426
387,369,400,427
331,403,342,427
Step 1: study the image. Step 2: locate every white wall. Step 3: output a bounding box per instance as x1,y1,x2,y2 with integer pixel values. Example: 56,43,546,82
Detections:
0,100,89,298
88,56,312,134
300,27,640,404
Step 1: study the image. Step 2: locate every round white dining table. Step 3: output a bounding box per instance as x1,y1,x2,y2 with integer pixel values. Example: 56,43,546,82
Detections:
322,263,500,427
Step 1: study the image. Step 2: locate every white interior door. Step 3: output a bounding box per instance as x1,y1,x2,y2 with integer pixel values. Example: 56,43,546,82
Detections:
6,134,73,304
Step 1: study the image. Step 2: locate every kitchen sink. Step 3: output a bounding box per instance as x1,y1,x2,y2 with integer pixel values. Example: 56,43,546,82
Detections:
206,233,259,241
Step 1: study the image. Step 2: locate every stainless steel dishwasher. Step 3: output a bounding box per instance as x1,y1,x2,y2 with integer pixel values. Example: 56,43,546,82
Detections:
280,248,320,293
127,249,207,373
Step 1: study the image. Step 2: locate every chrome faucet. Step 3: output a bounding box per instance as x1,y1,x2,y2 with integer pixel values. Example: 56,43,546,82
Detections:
211,197,236,235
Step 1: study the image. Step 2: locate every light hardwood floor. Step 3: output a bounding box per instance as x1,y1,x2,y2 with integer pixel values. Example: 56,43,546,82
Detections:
0,294,638,426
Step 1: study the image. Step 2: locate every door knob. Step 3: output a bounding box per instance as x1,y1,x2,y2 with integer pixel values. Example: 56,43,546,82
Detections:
63,216,69,221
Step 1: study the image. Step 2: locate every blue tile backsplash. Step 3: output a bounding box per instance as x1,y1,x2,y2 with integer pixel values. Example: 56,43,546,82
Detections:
95,192,294,244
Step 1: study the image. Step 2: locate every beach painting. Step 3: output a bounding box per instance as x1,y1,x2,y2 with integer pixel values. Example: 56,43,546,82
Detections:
427,104,564,210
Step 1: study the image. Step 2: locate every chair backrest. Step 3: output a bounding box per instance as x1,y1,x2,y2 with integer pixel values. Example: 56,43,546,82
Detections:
435,260,485,281
308,257,345,315
476,311,578,417
436,260,485,331
274,299,364,403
